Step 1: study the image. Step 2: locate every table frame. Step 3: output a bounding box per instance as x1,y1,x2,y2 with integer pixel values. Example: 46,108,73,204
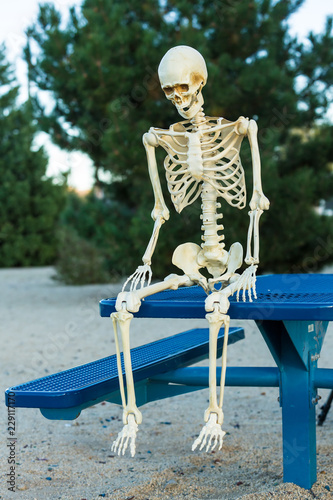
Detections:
258,319,328,488
139,319,331,489
100,274,333,489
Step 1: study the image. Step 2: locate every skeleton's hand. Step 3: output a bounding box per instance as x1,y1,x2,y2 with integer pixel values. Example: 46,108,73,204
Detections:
250,190,270,211
233,264,258,302
121,264,152,294
116,291,141,313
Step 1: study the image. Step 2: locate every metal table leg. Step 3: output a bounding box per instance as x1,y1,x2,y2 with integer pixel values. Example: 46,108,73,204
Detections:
257,319,328,489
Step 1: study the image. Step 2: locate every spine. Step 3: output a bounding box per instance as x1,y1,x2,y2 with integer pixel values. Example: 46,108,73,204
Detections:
200,181,225,260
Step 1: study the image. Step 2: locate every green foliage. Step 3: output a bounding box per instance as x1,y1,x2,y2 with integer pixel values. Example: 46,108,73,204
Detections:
26,1,333,279
55,226,111,284
59,191,134,277
0,44,66,267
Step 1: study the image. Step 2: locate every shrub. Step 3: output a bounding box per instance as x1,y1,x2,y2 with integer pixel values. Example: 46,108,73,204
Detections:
54,227,111,285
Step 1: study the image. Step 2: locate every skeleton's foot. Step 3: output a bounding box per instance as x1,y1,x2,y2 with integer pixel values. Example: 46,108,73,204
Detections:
111,414,139,457
192,413,226,453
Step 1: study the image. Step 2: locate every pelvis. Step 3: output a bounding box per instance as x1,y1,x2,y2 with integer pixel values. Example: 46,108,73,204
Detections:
172,241,243,291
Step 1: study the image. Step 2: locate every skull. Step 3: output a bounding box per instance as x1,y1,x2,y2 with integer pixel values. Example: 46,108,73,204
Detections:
158,45,208,119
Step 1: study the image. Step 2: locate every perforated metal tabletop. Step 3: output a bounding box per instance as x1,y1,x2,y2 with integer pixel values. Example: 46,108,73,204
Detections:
100,274,333,321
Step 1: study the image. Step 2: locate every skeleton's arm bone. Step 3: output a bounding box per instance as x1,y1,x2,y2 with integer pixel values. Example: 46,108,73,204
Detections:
142,216,164,265
143,131,170,221
247,120,270,211
247,120,262,193
122,217,164,292
121,217,163,291
121,133,169,292
151,119,236,138
141,131,170,265
245,208,263,265
245,120,268,264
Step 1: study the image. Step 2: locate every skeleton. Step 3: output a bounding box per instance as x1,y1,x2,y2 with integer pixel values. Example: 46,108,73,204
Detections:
111,46,269,457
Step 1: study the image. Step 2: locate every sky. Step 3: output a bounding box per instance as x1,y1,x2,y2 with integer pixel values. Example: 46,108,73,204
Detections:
0,0,332,191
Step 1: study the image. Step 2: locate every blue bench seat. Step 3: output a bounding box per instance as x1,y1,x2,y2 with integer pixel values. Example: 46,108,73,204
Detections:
5,326,244,420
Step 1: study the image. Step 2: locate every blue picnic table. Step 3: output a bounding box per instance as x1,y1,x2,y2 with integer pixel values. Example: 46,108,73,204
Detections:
100,273,333,489
5,273,333,489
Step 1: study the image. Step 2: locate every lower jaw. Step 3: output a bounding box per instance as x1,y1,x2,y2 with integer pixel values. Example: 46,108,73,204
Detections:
177,99,199,119
178,107,198,119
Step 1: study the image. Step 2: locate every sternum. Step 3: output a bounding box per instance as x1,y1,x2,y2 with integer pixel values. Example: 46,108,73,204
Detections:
187,134,203,180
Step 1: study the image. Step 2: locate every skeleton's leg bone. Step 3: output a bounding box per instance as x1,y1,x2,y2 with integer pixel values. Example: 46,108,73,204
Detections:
137,273,193,300
245,208,263,265
116,273,192,313
204,306,225,424
114,309,142,425
218,315,230,410
111,309,142,457
192,299,229,453
112,273,193,457
111,313,126,410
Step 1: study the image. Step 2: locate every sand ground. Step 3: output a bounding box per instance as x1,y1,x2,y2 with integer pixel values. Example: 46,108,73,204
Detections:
0,267,332,499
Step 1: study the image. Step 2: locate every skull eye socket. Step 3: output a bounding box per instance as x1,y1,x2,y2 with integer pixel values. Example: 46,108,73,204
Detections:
179,84,189,93
163,86,173,95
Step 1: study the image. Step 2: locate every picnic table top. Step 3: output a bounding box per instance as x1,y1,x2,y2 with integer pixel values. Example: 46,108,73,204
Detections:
100,273,333,321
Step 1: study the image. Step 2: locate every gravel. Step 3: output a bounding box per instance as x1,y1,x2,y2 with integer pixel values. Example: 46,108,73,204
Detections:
1,267,332,499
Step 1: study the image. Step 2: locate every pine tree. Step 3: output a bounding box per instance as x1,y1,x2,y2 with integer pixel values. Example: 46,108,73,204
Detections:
25,1,333,277
0,44,66,267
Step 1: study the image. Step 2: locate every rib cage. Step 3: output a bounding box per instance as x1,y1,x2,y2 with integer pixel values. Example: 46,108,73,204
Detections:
154,117,247,213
